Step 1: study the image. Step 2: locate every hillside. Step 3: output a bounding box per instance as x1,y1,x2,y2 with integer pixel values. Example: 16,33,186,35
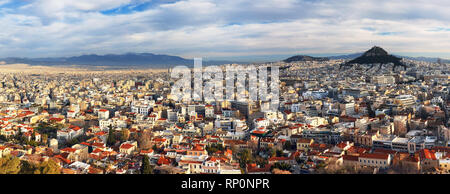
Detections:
340,46,407,70
283,55,329,63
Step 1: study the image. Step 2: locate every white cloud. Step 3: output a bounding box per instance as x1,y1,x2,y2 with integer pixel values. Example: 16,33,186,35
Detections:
0,0,9,6
0,0,449,59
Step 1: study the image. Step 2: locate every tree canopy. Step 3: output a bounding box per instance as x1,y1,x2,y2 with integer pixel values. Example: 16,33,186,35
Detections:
0,156,61,174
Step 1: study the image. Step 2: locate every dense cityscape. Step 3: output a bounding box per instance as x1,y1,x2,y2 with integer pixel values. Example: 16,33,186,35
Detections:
0,46,448,174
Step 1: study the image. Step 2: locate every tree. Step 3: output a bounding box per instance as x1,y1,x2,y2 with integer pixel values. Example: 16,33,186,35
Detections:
271,162,292,171
0,156,21,174
137,130,153,149
17,158,61,174
38,160,61,174
254,156,268,167
276,150,284,157
42,134,48,144
269,148,276,157
367,103,376,118
206,144,224,154
107,126,115,146
19,160,36,174
121,129,130,142
238,149,253,168
152,145,158,153
283,141,292,150
141,155,153,174
419,108,429,120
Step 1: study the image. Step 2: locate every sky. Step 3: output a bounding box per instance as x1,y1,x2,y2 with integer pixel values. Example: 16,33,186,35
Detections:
0,0,449,61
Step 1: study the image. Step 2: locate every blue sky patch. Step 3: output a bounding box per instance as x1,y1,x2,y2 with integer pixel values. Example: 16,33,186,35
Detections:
0,0,30,9
101,0,179,15
377,32,400,36
427,27,450,32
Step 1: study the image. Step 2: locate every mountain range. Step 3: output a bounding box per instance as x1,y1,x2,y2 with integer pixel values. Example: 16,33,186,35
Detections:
0,53,241,68
0,50,448,68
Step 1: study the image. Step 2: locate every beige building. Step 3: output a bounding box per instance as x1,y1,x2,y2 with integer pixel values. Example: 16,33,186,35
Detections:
358,153,391,168
297,138,314,151
439,158,450,173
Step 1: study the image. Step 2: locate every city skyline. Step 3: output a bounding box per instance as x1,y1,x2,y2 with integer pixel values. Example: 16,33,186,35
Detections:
0,0,450,60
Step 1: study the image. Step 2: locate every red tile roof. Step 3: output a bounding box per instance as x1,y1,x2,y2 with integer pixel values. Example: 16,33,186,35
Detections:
359,153,389,160
120,143,134,150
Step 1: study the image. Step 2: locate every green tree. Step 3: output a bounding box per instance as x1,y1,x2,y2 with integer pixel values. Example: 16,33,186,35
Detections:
276,150,283,157
38,160,61,174
367,103,376,118
19,160,36,174
107,126,115,146
0,156,21,174
271,162,292,171
283,141,292,150
206,144,224,154
141,155,153,174
17,159,61,174
270,148,276,157
238,149,253,168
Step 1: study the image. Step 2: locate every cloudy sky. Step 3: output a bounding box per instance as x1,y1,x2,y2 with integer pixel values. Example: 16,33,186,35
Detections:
0,0,449,61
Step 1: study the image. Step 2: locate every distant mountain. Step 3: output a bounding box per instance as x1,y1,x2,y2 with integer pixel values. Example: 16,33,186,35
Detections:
401,56,450,63
340,46,406,70
329,52,450,64
0,53,242,68
283,55,329,63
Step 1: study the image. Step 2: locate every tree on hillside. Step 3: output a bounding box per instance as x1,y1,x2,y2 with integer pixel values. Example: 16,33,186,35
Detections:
38,160,61,174
18,159,61,174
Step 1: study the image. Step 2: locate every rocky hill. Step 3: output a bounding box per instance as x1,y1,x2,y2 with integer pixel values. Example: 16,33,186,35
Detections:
340,46,407,71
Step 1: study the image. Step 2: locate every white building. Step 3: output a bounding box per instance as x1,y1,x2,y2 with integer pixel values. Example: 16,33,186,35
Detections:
98,109,110,120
